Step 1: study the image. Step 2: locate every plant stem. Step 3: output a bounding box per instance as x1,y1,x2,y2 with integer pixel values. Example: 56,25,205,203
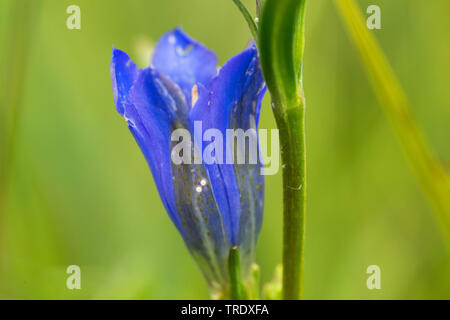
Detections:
334,0,450,240
273,94,306,300
228,247,247,299
257,0,307,300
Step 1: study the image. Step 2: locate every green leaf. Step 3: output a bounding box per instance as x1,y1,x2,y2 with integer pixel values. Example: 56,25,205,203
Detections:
259,0,306,109
256,0,264,18
293,1,306,81
231,0,259,43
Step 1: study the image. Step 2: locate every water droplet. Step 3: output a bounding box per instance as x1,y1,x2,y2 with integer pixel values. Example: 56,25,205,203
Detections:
195,186,202,193
200,179,207,186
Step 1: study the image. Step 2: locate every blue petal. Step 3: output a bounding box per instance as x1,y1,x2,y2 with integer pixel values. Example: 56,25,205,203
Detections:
128,70,231,287
124,68,188,232
112,50,231,289
189,45,266,268
171,156,231,287
152,27,218,106
111,48,139,116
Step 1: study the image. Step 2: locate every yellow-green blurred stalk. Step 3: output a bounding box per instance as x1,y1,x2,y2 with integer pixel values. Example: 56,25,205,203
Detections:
0,1,39,218
334,0,450,241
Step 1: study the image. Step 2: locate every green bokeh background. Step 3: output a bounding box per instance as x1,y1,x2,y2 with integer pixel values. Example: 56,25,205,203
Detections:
0,0,449,299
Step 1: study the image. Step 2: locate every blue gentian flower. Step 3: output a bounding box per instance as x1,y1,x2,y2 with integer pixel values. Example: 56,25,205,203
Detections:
111,27,266,293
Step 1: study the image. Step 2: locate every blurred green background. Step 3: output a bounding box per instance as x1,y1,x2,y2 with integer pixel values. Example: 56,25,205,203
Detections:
0,0,449,299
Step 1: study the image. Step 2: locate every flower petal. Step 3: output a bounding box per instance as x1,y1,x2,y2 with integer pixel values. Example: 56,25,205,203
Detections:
123,68,188,232
152,27,218,106
171,157,231,289
111,48,140,116
189,45,266,268
112,51,231,289
128,70,231,288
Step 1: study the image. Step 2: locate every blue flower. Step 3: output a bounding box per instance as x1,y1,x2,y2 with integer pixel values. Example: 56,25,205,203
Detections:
111,27,266,292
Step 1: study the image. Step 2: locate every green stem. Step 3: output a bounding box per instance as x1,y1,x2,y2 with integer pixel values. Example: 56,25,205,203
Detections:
258,0,308,300
334,0,450,240
273,95,306,300
228,247,247,300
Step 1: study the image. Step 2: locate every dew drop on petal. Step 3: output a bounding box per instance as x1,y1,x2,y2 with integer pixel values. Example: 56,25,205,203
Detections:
195,186,202,193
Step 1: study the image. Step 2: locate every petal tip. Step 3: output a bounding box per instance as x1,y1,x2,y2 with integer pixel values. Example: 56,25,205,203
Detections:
110,48,139,116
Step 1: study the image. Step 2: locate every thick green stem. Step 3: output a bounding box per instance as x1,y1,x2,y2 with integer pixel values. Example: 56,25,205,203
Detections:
274,95,306,300
251,0,308,300
228,247,247,300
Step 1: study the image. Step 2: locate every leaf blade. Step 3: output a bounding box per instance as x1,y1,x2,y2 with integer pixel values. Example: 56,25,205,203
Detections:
231,0,259,43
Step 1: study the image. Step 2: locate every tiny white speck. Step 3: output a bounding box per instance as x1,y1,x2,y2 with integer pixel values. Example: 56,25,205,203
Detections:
200,179,207,186
195,186,202,193
254,17,259,23
168,35,176,44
